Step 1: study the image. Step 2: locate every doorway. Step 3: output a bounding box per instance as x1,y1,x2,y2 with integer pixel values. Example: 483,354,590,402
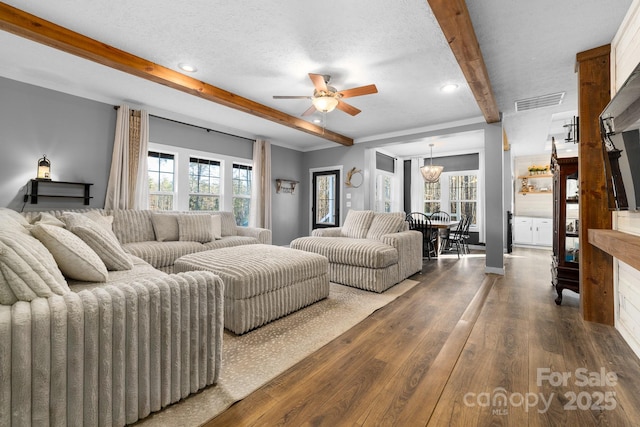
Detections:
312,169,340,229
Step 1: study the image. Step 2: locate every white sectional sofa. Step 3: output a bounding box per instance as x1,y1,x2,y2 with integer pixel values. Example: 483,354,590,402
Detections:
290,210,423,292
0,207,270,426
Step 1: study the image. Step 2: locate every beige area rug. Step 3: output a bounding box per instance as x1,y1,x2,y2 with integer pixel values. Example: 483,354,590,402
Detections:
138,279,420,426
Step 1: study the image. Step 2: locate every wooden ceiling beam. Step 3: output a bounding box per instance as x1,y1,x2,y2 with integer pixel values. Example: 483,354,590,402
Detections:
0,3,353,146
427,0,501,123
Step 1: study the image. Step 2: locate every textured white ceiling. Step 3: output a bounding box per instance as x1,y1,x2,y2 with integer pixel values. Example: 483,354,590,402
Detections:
0,0,633,156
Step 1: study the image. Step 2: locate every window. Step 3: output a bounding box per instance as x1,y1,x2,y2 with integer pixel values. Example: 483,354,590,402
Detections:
189,157,221,211
232,163,252,226
147,151,175,210
148,143,253,224
449,174,477,225
423,180,441,214
375,173,393,212
422,172,478,225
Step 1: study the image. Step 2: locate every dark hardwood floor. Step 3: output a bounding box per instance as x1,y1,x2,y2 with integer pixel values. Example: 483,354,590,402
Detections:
205,248,640,426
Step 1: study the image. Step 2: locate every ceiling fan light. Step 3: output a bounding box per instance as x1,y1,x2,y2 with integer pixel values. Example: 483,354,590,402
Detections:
312,95,339,113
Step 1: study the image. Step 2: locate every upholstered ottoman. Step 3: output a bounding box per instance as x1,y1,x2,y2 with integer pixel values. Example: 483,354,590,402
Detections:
174,244,329,334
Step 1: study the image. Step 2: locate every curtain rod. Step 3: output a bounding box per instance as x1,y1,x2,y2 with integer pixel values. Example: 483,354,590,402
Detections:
113,106,255,142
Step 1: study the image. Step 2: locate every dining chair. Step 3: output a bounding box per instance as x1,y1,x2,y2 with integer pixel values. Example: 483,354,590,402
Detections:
461,215,473,254
430,211,451,250
443,215,466,258
405,212,437,259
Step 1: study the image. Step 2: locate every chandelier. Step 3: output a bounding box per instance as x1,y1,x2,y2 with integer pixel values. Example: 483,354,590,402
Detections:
420,143,443,182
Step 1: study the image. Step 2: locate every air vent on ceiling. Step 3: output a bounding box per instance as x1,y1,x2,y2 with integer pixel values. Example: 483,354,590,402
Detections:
515,92,565,112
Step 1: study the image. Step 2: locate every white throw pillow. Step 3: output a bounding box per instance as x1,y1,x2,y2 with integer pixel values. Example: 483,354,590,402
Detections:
211,214,222,240
62,212,133,271
150,213,179,242
0,229,70,305
30,224,108,282
178,214,213,243
217,211,238,236
0,208,31,235
341,210,375,239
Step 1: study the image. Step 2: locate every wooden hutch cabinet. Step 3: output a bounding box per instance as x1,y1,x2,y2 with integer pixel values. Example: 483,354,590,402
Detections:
551,154,579,304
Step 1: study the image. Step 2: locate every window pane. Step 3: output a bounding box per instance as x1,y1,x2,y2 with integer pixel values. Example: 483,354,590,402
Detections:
189,195,219,211
424,202,440,214
149,194,173,211
148,172,159,192
159,158,173,173
159,173,174,191
233,198,251,226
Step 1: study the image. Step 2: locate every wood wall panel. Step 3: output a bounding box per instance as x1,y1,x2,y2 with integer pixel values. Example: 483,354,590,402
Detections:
576,45,614,325
611,0,640,94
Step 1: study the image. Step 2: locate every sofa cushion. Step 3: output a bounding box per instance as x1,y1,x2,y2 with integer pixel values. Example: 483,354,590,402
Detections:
62,212,133,271
122,241,205,269
31,212,66,227
216,212,237,237
178,214,213,243
202,235,260,251
82,210,114,231
211,214,222,239
0,208,30,234
290,236,398,269
341,210,375,239
30,224,108,282
0,229,70,304
111,209,156,244
150,213,179,242
366,213,405,241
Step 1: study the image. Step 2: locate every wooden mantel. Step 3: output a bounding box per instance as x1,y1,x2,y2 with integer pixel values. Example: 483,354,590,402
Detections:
589,229,640,271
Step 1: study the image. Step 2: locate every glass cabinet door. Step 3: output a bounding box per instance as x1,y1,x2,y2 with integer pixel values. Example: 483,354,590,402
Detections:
565,172,579,263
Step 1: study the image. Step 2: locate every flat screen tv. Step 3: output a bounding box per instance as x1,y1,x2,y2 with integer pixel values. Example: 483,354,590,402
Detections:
600,62,640,211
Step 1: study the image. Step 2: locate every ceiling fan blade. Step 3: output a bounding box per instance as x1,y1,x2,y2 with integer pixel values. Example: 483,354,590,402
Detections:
308,73,328,92
336,100,361,116
273,95,311,99
338,84,378,99
301,104,317,116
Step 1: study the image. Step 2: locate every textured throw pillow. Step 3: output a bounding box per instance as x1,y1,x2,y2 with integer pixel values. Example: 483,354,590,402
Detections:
366,214,406,241
178,214,213,243
32,212,66,227
341,210,375,239
30,224,108,282
0,229,70,305
150,213,179,242
62,212,133,271
82,211,114,231
217,211,238,236
211,214,222,240
0,208,31,235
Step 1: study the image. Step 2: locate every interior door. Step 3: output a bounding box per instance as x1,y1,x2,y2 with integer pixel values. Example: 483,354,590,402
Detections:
312,170,340,229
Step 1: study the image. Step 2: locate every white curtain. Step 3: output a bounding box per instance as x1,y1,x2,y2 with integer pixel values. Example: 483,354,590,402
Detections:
105,104,149,209
250,139,272,229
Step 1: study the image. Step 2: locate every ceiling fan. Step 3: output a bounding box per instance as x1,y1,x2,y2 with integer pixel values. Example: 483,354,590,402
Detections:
273,73,378,117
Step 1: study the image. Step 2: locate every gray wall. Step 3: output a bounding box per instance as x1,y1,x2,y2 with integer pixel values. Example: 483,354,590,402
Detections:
0,77,115,211
149,116,253,159
271,145,305,245
300,143,366,234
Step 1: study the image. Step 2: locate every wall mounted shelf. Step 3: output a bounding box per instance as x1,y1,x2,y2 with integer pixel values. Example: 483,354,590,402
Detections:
275,179,298,194
26,179,93,205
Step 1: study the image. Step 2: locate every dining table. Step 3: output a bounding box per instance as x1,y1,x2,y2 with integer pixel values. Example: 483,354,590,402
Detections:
429,219,460,256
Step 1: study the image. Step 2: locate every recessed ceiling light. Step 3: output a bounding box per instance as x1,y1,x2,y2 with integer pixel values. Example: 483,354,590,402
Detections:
440,84,459,93
313,119,322,124
178,63,198,73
